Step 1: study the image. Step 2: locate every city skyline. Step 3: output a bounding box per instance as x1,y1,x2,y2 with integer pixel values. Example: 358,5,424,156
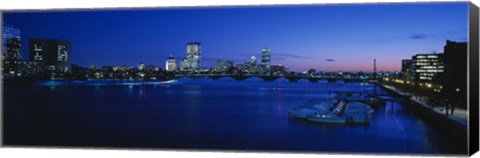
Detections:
2,2,468,72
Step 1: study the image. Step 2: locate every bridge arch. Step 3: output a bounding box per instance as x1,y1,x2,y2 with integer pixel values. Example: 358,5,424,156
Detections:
244,77,264,82
217,76,235,81
274,77,289,82
318,79,329,83
297,78,309,83
176,76,196,81
196,77,214,81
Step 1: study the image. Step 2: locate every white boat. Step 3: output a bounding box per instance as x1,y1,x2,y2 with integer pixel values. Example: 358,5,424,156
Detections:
307,112,347,124
288,98,336,119
290,98,374,124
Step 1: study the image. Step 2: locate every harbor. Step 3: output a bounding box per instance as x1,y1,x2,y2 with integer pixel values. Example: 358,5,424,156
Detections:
288,92,378,124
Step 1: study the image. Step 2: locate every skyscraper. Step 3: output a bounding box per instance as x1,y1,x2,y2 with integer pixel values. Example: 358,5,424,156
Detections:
138,62,145,71
186,42,201,70
261,48,271,73
5,38,22,68
225,60,234,70
2,25,21,61
250,56,256,65
166,55,177,72
179,59,188,71
215,59,223,72
29,39,72,76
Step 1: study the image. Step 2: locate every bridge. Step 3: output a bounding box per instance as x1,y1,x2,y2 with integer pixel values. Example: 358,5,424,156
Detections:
174,74,372,83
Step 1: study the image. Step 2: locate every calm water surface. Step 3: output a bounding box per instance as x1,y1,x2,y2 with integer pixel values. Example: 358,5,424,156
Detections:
3,78,466,154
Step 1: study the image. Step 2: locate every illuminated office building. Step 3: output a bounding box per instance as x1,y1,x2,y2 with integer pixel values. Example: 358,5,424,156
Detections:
2,25,21,61
225,60,234,68
186,42,201,70
401,59,414,81
166,55,177,72
250,56,256,65
179,59,188,71
215,59,223,71
271,64,288,75
5,38,22,72
412,53,444,82
29,39,72,75
261,48,271,73
138,62,145,71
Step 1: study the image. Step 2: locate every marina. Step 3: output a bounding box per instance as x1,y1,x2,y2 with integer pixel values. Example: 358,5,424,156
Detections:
289,96,375,124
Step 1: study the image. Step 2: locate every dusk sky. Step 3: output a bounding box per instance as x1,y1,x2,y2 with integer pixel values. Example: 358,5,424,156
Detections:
3,2,468,72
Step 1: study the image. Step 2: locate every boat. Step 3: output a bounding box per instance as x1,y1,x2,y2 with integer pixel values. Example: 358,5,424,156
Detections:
307,112,347,124
288,97,336,119
289,97,374,124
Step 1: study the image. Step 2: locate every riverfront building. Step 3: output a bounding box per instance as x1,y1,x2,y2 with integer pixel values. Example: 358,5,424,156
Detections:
225,60,234,69
29,39,72,77
166,55,177,72
179,59,188,71
271,64,288,75
411,53,444,82
250,56,257,65
401,59,414,82
2,25,21,61
215,59,223,72
138,62,145,71
2,25,22,78
4,38,22,73
261,48,271,74
442,40,467,108
398,40,467,110
186,42,201,71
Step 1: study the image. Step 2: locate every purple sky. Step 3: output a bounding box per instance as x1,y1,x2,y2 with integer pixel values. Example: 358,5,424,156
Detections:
3,2,469,72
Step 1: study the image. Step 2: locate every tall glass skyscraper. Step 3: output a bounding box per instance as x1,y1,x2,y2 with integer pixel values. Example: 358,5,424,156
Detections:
215,59,223,71
2,25,21,61
186,42,201,70
261,48,271,73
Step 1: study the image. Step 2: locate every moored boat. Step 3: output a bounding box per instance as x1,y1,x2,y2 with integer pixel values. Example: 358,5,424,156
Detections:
288,97,336,119
289,97,375,124
307,112,347,124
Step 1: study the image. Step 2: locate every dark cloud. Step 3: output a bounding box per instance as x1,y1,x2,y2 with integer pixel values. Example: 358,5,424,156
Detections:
275,53,313,59
325,59,335,62
408,33,435,40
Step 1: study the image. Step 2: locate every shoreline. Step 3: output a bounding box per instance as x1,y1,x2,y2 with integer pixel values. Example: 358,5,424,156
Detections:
375,82,467,152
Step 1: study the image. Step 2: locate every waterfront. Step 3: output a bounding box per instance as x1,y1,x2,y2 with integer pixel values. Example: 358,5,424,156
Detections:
3,78,466,154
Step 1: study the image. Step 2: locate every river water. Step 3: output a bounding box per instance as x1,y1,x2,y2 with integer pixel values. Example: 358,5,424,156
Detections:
3,78,466,154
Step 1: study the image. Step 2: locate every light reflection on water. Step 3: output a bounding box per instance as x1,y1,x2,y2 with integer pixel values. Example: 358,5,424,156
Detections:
4,79,465,154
